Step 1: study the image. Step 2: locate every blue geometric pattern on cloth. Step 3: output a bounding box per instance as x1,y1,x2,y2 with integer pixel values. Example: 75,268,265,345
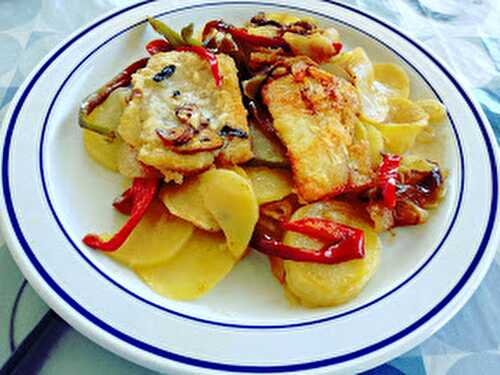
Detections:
434,262,500,353
362,357,426,375
448,353,500,375
0,35,21,75
0,0,499,373
0,0,41,32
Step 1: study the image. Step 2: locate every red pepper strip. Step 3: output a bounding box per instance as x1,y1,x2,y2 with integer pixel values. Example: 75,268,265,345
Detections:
83,58,149,115
282,217,360,243
202,20,287,48
253,231,364,264
378,154,401,209
176,46,222,87
83,178,159,252
145,39,172,55
227,27,287,48
112,187,134,215
332,41,343,55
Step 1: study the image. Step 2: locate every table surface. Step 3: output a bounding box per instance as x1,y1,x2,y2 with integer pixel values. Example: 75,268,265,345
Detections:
1,0,499,374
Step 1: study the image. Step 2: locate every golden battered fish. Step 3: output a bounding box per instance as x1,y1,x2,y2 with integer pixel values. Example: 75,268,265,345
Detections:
262,57,373,202
118,51,252,181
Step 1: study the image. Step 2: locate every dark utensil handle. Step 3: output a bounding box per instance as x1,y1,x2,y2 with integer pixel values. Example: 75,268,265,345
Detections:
1,310,68,375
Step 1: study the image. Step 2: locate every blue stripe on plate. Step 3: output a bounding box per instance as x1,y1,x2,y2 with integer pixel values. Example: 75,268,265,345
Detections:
2,0,498,372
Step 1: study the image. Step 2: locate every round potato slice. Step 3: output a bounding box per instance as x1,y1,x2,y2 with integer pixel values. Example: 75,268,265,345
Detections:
416,99,447,125
365,123,384,167
373,63,410,99
83,130,122,172
80,87,130,138
334,48,389,123
283,201,381,307
82,88,131,172
160,176,221,232
375,123,427,155
245,166,294,204
249,120,288,167
400,155,438,173
116,142,159,178
319,60,350,81
201,169,259,259
385,97,429,124
264,13,302,25
373,97,429,154
225,165,249,180
247,25,280,38
109,200,194,267
135,229,236,300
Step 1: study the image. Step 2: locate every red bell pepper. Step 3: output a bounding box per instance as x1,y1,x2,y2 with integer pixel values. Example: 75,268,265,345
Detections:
378,154,401,209
227,27,287,48
202,20,287,48
254,232,364,264
145,39,172,55
253,218,365,264
83,178,159,252
112,187,135,215
332,41,343,55
282,217,359,242
176,46,222,87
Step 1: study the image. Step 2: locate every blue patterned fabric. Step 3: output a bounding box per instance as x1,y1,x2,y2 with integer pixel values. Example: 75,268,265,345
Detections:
0,1,499,373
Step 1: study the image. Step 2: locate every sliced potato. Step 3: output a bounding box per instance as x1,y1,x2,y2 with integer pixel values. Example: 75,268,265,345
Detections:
245,166,294,204
82,88,132,172
116,142,143,177
247,25,280,38
416,99,447,124
83,130,122,172
249,120,288,167
136,230,236,300
264,13,302,25
80,87,131,137
365,123,384,167
116,142,161,178
283,29,340,63
283,201,380,307
373,63,410,98
160,176,220,232
385,97,429,124
201,169,259,259
372,97,429,154
400,155,438,173
375,123,426,155
334,48,389,123
109,200,194,267
353,121,383,169
319,59,350,81
225,165,249,180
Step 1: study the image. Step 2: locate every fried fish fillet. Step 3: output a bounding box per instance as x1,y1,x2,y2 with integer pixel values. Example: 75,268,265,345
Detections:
118,51,252,181
262,57,373,202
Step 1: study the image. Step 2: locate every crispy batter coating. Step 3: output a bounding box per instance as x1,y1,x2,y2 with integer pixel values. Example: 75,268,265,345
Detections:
118,51,252,179
262,57,373,201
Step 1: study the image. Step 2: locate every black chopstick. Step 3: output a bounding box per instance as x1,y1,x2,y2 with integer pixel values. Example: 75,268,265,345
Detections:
0,310,68,375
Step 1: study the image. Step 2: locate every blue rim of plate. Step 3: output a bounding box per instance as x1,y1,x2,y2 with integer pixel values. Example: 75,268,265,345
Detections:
2,0,498,373
38,1,467,330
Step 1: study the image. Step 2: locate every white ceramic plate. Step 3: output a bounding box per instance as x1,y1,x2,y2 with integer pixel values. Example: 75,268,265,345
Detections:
1,0,499,374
